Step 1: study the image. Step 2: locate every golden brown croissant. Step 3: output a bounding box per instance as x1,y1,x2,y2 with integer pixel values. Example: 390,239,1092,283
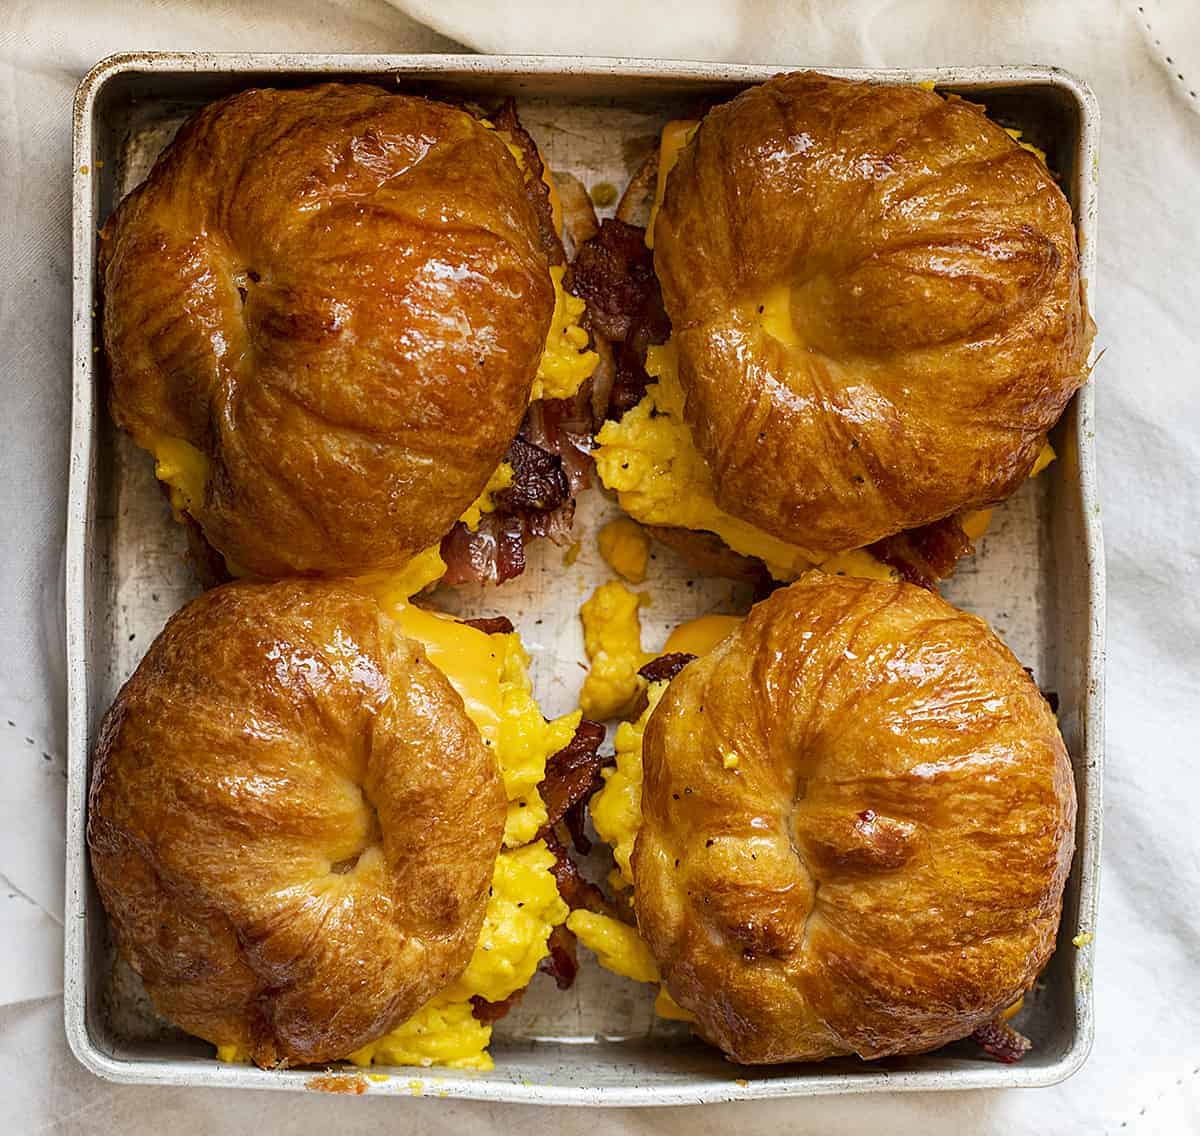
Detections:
652,72,1094,554
101,84,554,578
633,574,1075,1064
87,580,505,1067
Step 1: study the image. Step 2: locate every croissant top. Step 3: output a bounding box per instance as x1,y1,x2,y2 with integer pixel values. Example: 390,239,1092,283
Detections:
87,580,506,1067
101,84,554,577
653,71,1094,554
633,574,1076,1064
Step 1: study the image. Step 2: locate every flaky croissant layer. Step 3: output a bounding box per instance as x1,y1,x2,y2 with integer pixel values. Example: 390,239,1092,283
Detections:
634,573,1075,1064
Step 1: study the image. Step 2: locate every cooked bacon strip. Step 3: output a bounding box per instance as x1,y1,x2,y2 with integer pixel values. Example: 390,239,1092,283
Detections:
571,220,671,420
572,219,658,343
971,1017,1033,1064
867,515,973,590
470,989,525,1024
459,615,516,635
492,99,564,267
539,720,608,836
495,436,570,513
637,652,697,683
542,827,612,917
539,924,580,991
439,511,527,586
522,393,594,496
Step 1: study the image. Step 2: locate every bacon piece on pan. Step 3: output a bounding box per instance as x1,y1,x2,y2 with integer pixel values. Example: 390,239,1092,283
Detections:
971,1017,1033,1064
867,515,973,590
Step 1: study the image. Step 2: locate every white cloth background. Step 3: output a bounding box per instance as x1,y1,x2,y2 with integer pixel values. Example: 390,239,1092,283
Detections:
1,0,1197,1131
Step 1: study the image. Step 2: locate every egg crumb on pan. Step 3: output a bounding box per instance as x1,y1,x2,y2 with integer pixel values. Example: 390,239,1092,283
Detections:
578,580,652,720
215,545,578,1071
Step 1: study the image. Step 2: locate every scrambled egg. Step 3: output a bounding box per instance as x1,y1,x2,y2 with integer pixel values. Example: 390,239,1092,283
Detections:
574,608,745,1023
349,842,568,1070
532,265,597,401
578,580,651,720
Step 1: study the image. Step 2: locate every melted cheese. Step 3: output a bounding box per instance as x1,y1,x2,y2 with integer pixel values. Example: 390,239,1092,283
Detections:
597,516,651,584
646,119,698,249
661,613,741,657
578,580,652,720
150,435,208,522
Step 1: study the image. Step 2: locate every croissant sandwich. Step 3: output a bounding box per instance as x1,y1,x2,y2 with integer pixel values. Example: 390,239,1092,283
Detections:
101,84,597,584
88,559,605,1070
583,72,1094,588
574,574,1075,1064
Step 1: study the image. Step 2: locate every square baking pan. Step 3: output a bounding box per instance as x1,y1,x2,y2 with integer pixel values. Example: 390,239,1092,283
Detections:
65,52,1104,1105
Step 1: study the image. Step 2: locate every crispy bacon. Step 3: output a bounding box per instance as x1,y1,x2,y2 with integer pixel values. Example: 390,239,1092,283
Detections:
470,989,525,1024
971,1017,1033,1064
867,516,973,590
539,924,580,990
492,100,564,266
571,219,671,420
572,219,659,343
459,615,515,635
637,652,697,684
542,827,612,917
522,393,595,497
440,511,528,586
496,436,570,513
539,720,608,838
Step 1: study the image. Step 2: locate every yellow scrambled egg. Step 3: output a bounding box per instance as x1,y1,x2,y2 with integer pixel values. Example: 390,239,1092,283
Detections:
571,606,741,1023
532,265,597,401
577,580,651,721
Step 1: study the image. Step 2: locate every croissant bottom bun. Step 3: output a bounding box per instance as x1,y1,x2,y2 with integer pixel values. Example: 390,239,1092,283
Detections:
87,581,505,1068
634,574,1075,1064
653,71,1094,554
101,84,554,578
